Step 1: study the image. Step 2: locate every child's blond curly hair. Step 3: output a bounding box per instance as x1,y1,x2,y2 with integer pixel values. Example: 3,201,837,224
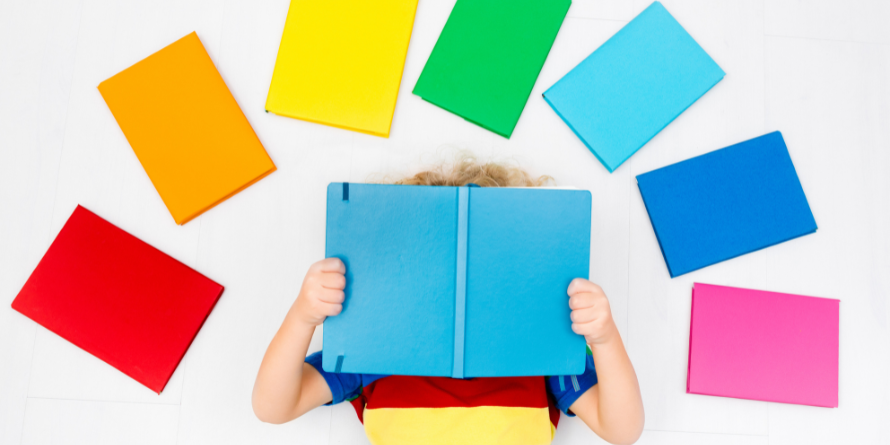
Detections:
390,153,552,188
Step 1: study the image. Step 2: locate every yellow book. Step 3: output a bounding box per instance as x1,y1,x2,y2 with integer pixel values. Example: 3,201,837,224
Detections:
99,32,276,225
266,0,419,137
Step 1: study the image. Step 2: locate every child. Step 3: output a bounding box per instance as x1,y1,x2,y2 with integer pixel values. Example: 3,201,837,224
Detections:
252,157,644,445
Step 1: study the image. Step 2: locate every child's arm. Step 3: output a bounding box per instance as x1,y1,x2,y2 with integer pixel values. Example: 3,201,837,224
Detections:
252,258,346,424
566,279,644,445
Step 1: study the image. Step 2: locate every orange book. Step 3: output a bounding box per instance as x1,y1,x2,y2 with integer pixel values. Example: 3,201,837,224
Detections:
99,32,275,225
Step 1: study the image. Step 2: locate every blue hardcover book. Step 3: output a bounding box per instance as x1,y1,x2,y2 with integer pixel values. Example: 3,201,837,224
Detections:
543,1,725,173
636,132,817,278
324,183,590,377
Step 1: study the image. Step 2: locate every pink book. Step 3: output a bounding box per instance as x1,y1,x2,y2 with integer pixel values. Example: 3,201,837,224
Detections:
687,283,839,407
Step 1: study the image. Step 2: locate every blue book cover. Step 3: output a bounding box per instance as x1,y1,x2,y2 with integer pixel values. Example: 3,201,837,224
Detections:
324,183,590,377
543,1,725,173
636,131,817,278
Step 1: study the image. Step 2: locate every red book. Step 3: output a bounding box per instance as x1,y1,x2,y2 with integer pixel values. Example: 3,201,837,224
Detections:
11,205,223,393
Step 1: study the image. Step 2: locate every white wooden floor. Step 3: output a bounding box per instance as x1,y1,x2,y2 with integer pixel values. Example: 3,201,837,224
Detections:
1,0,888,444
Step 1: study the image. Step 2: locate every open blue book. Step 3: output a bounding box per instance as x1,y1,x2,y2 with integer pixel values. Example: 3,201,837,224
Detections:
543,2,725,172
636,132,817,277
323,183,590,377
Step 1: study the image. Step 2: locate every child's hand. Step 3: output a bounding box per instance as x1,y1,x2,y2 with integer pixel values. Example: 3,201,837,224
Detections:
293,258,346,326
568,278,617,346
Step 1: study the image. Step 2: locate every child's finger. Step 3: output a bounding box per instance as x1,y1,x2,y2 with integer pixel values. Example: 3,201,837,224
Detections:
569,293,596,310
314,257,346,274
317,289,345,304
571,321,595,335
567,278,602,296
570,307,598,324
320,272,347,290
321,302,343,317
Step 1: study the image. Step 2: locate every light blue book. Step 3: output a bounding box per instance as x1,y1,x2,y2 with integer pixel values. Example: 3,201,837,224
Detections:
323,183,590,377
543,2,725,172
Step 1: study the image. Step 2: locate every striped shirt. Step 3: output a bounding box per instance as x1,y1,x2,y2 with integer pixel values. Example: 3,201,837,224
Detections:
305,351,597,445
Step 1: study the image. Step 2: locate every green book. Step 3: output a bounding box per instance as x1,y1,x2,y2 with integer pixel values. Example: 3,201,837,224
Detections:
413,0,571,138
